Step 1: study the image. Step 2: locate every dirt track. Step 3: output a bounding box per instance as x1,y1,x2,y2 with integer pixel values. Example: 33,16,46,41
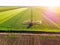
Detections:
0,33,60,45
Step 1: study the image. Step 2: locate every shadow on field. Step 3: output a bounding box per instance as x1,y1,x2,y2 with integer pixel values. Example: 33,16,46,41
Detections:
0,33,60,45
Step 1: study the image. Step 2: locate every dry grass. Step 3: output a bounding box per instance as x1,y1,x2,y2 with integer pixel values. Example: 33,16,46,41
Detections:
0,33,60,45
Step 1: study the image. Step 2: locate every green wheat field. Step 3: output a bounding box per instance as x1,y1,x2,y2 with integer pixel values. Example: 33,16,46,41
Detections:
0,6,60,32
